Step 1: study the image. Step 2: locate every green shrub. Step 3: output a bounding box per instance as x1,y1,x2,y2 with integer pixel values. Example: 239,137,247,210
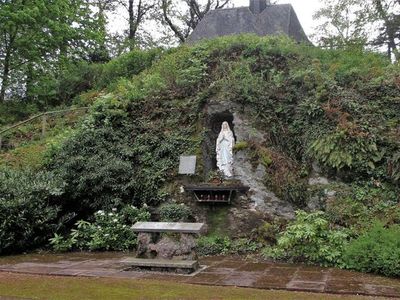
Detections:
264,211,348,267
252,222,280,245
50,125,138,213
309,130,384,172
343,222,400,277
197,236,232,256
0,168,64,254
326,182,399,228
50,205,150,251
196,235,261,256
97,48,161,90
159,203,192,222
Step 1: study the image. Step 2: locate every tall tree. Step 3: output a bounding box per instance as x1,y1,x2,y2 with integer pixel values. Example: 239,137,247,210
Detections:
0,0,102,103
110,0,156,50
88,0,117,62
368,0,400,60
159,0,231,43
313,0,367,48
313,0,400,60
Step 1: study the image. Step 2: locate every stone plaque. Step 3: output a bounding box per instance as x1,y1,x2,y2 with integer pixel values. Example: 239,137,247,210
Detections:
179,155,196,174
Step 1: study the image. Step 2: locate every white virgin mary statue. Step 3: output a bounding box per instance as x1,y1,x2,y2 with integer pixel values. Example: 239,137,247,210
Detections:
216,121,235,177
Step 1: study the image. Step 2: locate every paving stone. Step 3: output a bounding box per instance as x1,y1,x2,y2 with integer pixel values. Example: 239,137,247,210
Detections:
286,280,326,292
212,260,246,269
0,265,16,271
265,267,298,277
293,271,329,282
186,272,227,284
201,267,236,274
141,273,189,282
237,262,271,272
77,269,122,277
325,280,367,294
111,271,146,278
363,284,400,298
8,267,62,275
218,272,262,287
295,265,332,273
254,275,292,289
198,256,227,265
49,269,86,276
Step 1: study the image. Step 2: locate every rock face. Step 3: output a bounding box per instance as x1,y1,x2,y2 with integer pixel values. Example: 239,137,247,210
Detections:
234,149,295,219
136,233,197,260
205,100,295,221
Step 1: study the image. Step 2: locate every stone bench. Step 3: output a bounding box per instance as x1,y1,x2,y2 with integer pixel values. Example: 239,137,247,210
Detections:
131,222,205,234
122,221,205,273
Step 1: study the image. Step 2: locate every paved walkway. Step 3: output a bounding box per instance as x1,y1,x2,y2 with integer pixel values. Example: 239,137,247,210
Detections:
0,253,399,298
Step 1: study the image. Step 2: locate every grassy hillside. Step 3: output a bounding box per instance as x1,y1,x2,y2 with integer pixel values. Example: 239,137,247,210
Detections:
1,35,399,275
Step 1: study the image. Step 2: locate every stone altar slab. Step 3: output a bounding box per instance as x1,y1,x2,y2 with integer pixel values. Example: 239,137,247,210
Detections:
131,222,205,234
178,155,197,175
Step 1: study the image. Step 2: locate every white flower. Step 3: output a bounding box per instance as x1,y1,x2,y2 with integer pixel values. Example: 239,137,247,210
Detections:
112,208,117,212
122,225,127,228
143,203,148,208
108,213,113,216
104,234,109,237
113,218,118,222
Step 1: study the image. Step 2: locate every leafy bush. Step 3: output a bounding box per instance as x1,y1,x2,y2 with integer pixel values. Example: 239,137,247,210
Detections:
95,48,161,90
264,211,348,267
309,130,384,172
197,236,232,256
0,168,64,254
197,235,261,256
159,203,192,222
342,222,400,277
325,181,400,228
50,125,138,212
50,205,150,251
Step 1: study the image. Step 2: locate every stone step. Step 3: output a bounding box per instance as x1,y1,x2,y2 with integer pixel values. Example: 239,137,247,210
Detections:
121,258,199,269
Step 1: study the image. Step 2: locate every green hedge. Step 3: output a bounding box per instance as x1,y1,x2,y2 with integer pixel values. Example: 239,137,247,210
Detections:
343,223,400,277
0,168,64,254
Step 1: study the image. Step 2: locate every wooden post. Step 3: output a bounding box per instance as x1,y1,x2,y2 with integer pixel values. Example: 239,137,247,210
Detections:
41,115,47,138
0,135,2,150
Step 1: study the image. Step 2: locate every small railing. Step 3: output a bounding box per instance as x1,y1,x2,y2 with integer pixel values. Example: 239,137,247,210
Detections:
0,107,89,150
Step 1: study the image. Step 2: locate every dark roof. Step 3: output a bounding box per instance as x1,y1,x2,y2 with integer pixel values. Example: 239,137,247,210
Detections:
187,2,309,43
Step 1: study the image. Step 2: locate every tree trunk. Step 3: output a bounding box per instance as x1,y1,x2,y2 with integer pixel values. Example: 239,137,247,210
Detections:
25,62,34,102
374,0,399,60
0,47,12,102
128,0,137,50
161,0,186,43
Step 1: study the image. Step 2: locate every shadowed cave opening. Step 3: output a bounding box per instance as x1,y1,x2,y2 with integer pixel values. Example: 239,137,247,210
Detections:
202,111,236,179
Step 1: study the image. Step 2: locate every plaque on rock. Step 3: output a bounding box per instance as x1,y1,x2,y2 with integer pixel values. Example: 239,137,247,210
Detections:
179,155,196,175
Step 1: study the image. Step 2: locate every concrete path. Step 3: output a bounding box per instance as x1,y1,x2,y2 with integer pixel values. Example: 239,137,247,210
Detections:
0,253,399,298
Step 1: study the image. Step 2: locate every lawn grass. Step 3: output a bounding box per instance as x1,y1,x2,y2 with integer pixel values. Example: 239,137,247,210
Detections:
0,272,384,300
